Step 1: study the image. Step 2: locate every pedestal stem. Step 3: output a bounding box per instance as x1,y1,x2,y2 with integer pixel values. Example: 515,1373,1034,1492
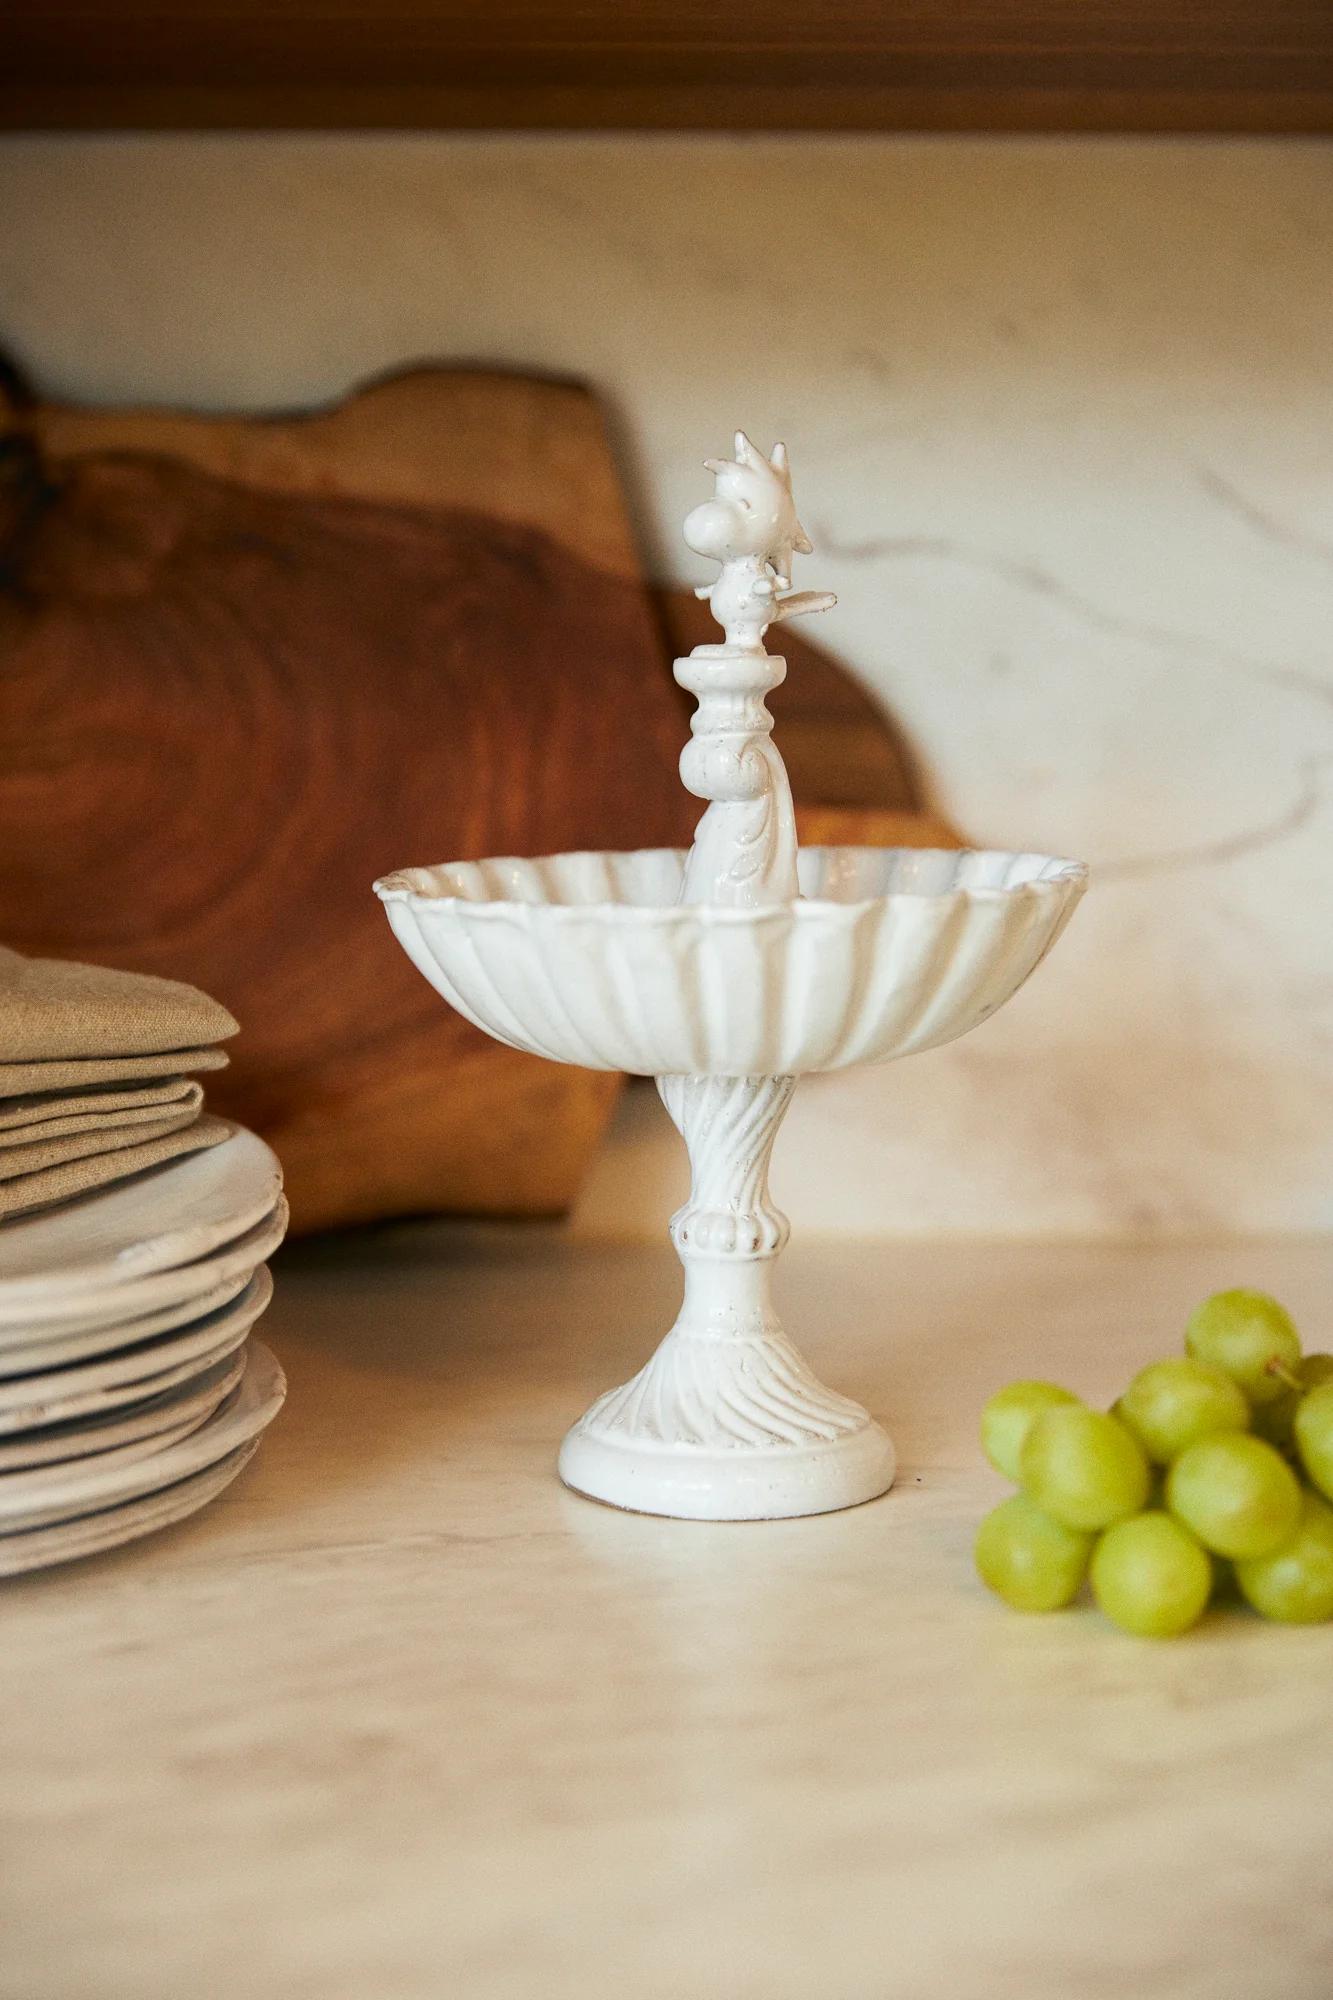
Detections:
557,1074,896,1519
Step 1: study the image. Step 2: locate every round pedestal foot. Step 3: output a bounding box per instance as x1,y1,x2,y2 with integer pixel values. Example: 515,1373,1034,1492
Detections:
558,1416,895,1521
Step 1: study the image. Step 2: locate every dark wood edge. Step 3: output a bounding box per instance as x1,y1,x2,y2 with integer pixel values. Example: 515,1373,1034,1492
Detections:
4,84,1331,134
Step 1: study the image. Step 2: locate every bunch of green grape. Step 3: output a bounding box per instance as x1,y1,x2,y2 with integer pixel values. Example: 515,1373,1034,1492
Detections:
975,1289,1333,1636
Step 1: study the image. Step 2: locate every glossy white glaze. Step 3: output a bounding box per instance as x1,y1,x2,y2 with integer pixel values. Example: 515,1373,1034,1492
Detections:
378,436,1086,1518
675,435,829,908
378,846,1084,1076
558,1073,896,1519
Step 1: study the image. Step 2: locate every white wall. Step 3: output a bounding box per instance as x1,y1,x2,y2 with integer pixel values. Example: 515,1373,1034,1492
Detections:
2,135,1330,1237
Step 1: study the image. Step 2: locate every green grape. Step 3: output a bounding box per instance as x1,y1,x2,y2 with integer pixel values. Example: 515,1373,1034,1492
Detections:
1118,1357,1250,1463
1166,1432,1302,1559
1253,1354,1333,1451
1019,1406,1150,1531
1294,1381,1333,1502
974,1494,1093,1612
981,1380,1080,1483
1184,1289,1302,1406
1235,1490,1333,1623
1090,1511,1212,1638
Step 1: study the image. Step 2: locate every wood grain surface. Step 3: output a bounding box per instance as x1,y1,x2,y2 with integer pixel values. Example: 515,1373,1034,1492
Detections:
6,0,1330,131
0,365,959,1231
0,369,695,1231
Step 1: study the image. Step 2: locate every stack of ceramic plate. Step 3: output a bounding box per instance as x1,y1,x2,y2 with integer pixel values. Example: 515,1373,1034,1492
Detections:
0,1125,287,1577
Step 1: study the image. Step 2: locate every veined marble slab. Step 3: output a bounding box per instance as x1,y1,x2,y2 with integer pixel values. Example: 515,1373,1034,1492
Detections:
0,134,1329,1234
2,1229,1331,1999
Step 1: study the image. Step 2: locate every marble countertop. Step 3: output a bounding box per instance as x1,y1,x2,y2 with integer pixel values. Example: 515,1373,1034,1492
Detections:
5,1227,1333,2000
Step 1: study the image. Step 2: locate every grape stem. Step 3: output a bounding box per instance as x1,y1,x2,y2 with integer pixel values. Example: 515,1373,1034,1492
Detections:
1267,1359,1303,1392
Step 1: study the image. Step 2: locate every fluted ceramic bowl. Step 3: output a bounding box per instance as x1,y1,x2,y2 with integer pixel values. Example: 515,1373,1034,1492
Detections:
375,846,1086,1076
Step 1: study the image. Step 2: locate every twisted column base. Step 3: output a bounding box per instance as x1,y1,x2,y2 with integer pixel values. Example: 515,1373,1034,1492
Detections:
558,1075,896,1520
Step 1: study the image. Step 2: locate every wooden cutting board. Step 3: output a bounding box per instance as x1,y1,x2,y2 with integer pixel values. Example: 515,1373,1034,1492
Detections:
0,366,697,1231
0,364,960,1231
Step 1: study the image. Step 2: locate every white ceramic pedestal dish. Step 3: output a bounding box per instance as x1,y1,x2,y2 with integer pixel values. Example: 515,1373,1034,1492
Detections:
377,433,1087,1520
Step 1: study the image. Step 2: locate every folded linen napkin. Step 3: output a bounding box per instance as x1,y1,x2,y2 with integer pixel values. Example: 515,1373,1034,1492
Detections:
0,947,238,1062
0,947,239,1219
0,1078,204,1140
0,1113,232,1221
0,1104,200,1182
0,1048,229,1094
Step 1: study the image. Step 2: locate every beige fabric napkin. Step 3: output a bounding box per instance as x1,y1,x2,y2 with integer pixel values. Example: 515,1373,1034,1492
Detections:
0,1104,200,1183
0,1048,229,1094
0,947,238,1218
0,946,238,1062
0,1114,232,1221
0,1078,203,1140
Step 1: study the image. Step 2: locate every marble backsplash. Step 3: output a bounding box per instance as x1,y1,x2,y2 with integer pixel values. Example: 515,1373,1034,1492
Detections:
1,134,1329,1236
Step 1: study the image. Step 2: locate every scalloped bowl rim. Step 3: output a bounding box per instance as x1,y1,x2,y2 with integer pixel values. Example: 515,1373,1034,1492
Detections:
374,846,1089,923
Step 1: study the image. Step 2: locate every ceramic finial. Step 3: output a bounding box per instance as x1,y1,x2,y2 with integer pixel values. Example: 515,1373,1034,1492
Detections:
674,431,819,907
683,432,835,654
